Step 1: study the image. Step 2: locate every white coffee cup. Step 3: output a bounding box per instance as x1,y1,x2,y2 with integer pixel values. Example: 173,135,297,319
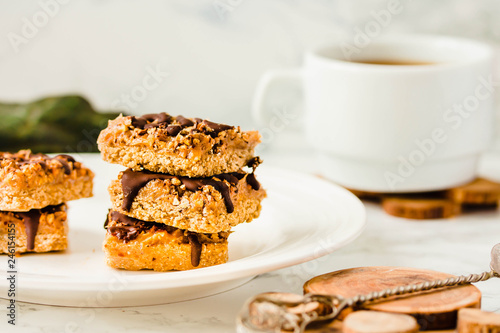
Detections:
253,35,495,192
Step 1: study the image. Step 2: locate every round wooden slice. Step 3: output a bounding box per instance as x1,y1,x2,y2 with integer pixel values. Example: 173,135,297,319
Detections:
382,197,461,219
303,267,481,330
457,308,500,332
347,188,385,202
447,178,500,205
343,310,419,333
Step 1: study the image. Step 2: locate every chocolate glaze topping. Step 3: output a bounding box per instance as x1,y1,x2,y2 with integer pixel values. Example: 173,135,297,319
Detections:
105,211,211,267
130,113,234,138
120,168,261,214
13,204,63,251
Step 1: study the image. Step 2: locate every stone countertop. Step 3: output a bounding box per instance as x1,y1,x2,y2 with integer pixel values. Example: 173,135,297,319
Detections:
1,150,499,333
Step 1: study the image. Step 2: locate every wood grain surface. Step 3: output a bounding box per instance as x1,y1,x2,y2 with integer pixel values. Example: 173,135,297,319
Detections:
304,266,481,330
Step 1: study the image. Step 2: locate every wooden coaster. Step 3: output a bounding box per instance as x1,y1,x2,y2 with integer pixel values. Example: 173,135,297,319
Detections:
303,266,481,330
446,178,500,205
382,197,461,219
457,308,500,332
345,177,500,219
304,316,456,333
304,314,456,333
343,310,419,333
347,189,385,202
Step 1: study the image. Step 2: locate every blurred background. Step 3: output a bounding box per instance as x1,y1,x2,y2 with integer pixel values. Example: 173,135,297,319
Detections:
0,0,499,151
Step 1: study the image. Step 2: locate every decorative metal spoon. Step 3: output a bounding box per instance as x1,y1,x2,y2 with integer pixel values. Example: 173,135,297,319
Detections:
237,244,500,333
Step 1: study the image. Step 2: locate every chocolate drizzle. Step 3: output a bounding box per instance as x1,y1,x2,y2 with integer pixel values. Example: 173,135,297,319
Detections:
104,210,170,242
120,168,260,214
121,169,177,212
129,112,234,138
246,156,262,171
105,211,214,267
246,173,260,191
187,234,202,267
12,204,63,251
53,154,75,175
175,115,194,127
131,113,172,129
244,157,261,191
181,177,234,213
202,120,233,133
166,125,182,136
0,151,75,175
16,210,41,251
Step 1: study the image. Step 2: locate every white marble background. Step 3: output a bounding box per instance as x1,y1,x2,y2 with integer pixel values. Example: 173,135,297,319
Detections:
0,0,499,129
1,3,500,332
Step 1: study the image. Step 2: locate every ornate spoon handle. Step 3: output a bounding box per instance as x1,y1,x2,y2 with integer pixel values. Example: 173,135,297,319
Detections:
237,244,500,332
343,270,496,308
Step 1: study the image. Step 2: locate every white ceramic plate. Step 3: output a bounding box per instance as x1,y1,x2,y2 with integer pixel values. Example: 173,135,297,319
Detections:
0,155,365,307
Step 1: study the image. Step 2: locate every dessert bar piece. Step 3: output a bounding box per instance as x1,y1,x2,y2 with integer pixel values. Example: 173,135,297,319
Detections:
97,113,261,177
103,211,229,271
0,204,68,253
108,167,266,233
0,150,94,211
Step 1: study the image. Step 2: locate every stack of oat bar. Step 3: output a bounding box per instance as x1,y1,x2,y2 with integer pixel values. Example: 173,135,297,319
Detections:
97,113,266,271
0,151,93,253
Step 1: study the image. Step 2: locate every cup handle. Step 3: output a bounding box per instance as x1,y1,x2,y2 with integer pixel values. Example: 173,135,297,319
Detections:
252,68,303,126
